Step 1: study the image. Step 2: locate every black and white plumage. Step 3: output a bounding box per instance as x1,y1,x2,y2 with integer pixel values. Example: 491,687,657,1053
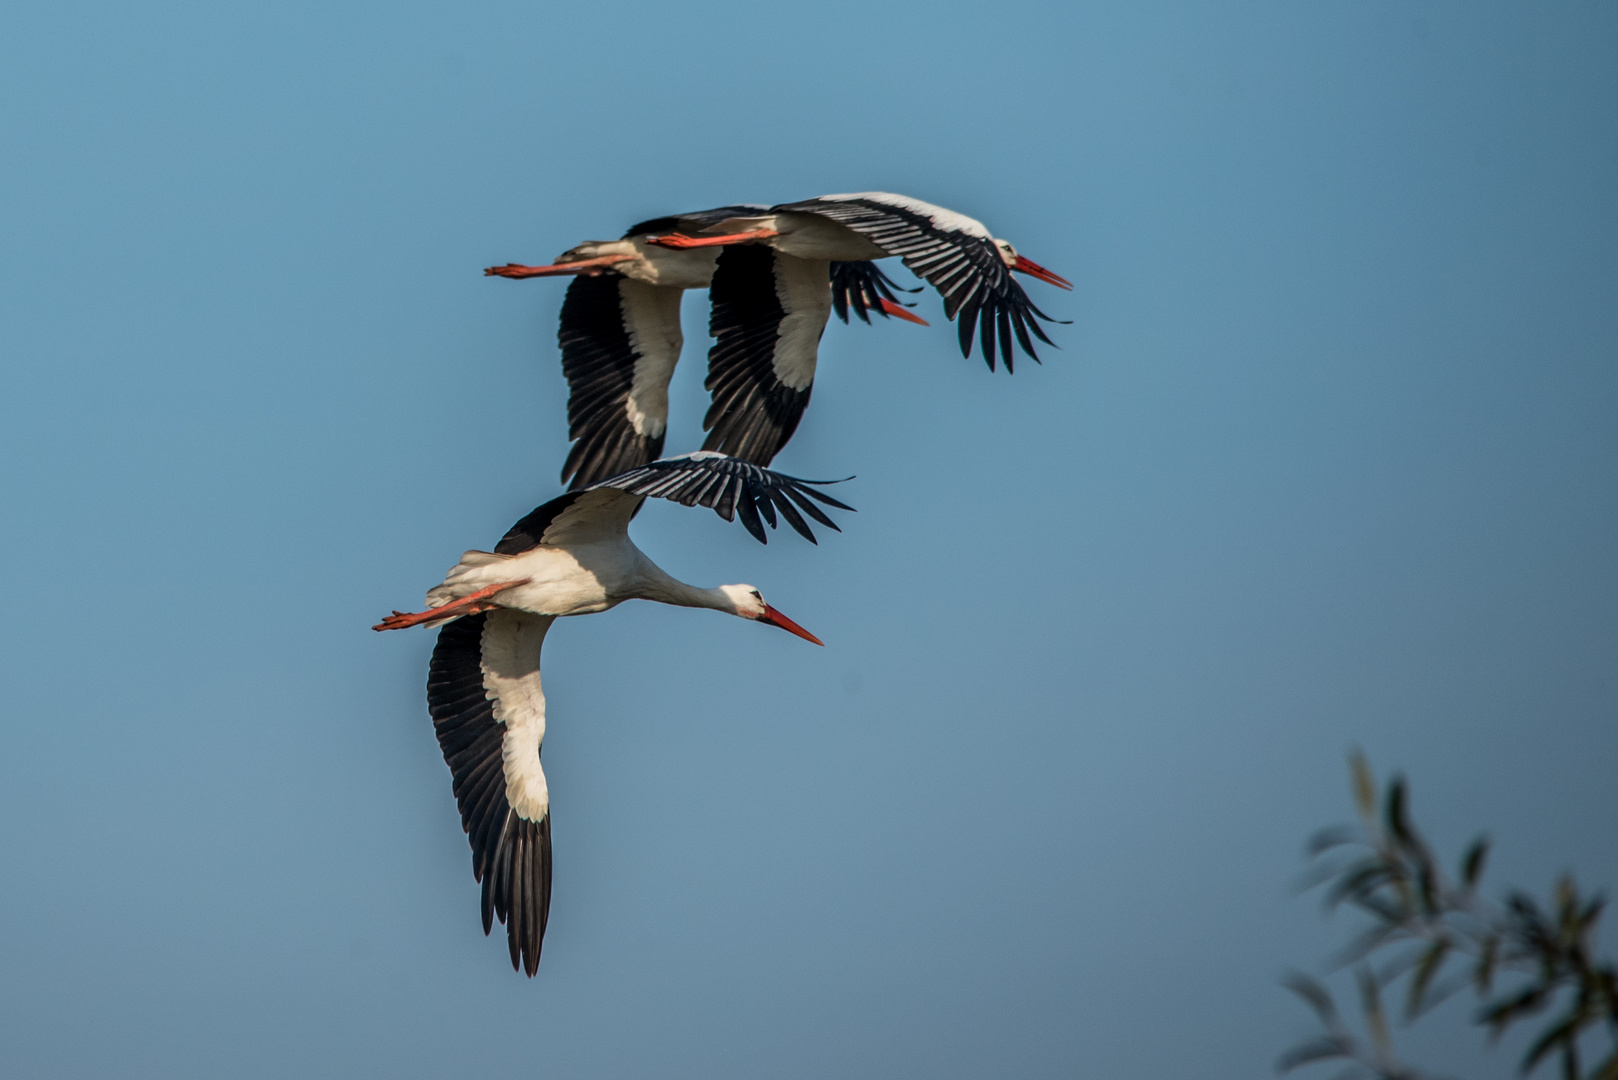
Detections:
646,191,1072,372
486,208,922,489
829,259,921,325
701,244,828,465
427,610,554,975
553,273,682,491
376,452,852,975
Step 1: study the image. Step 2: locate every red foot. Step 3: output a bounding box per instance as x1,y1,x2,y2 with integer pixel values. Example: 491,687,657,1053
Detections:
879,299,929,326
484,254,635,278
372,579,532,632
643,228,780,250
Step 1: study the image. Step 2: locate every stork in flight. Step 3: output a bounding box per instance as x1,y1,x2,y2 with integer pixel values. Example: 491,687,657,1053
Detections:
646,192,1073,467
372,452,852,975
644,191,1073,372
484,207,924,489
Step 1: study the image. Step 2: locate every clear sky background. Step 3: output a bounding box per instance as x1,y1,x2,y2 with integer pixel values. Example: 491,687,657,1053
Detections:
1,2,1614,1077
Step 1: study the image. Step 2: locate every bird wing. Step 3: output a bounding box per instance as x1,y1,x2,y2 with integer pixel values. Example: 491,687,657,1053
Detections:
594,452,853,544
774,192,1063,372
700,245,830,468
622,204,771,239
557,274,684,490
427,609,555,977
490,452,853,552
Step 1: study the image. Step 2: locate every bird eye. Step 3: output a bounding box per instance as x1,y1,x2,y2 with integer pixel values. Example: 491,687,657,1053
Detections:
750,590,762,600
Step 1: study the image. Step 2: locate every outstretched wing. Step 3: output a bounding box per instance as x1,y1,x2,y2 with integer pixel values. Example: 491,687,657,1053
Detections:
490,452,854,552
701,245,831,467
557,274,683,490
590,452,853,545
427,609,555,976
775,192,1064,372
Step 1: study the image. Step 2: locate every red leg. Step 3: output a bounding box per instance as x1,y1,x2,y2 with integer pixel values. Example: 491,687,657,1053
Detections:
372,579,532,632
485,254,635,278
879,299,929,326
642,228,780,250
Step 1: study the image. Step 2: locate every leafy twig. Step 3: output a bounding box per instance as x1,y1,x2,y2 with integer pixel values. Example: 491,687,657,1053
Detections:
1277,753,1617,1080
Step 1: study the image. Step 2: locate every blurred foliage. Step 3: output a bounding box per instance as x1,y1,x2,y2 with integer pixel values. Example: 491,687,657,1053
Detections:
1279,752,1618,1080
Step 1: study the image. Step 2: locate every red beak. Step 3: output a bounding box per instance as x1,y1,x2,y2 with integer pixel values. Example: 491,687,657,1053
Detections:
759,604,823,646
878,298,930,326
484,254,636,278
1011,255,1073,290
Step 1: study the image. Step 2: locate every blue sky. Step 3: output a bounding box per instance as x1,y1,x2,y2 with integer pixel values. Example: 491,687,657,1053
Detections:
1,1,1614,1077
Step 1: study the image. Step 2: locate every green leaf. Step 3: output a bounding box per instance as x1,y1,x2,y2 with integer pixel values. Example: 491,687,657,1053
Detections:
1275,1037,1350,1073
1335,923,1400,967
1307,825,1360,857
1282,972,1339,1025
1521,1014,1581,1074
1350,750,1376,824
1476,935,1499,995
1416,862,1440,917
1357,966,1391,1058
1407,939,1452,1019
1461,837,1490,889
1385,777,1412,845
1577,894,1606,936
1323,859,1395,913
1480,984,1550,1036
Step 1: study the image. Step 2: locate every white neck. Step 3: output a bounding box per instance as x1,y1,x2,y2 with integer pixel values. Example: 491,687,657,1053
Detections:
634,562,737,615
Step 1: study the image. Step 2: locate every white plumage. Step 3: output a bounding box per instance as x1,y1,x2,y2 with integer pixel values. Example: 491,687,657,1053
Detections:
375,454,850,975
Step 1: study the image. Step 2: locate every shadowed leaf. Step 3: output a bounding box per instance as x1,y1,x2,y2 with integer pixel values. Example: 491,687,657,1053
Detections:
1283,972,1343,1027
1358,966,1392,1058
1480,984,1550,1036
1336,923,1402,968
1522,1014,1581,1075
1324,858,1395,912
1309,825,1362,857
1351,751,1377,825
1296,855,1357,896
1385,778,1412,846
1408,939,1453,1019
1461,837,1490,890
1276,1036,1351,1073
1476,935,1499,995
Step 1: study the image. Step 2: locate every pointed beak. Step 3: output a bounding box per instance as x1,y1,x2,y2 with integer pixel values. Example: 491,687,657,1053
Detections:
878,298,930,326
759,604,823,646
484,253,636,278
1011,255,1073,290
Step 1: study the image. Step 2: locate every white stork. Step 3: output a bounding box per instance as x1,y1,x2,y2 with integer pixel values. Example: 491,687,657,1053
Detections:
644,191,1073,371
484,207,924,489
372,452,852,975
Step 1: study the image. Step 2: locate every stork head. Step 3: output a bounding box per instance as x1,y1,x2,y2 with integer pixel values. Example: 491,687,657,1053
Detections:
718,585,823,646
992,239,1073,290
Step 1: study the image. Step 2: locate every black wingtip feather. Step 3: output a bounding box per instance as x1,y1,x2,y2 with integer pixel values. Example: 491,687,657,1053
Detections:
586,453,854,544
